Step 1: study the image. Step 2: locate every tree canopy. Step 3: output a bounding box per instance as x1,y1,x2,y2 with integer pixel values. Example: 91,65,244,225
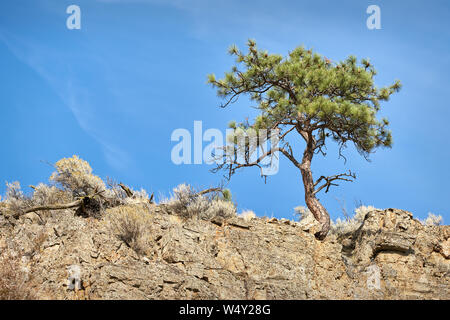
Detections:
208,39,401,160
208,40,401,239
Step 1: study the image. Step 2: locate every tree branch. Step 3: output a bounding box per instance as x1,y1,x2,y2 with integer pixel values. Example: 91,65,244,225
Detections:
196,188,222,197
23,200,82,215
119,183,134,198
314,170,356,195
18,188,106,218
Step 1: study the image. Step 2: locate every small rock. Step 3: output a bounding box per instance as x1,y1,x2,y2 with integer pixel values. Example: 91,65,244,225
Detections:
67,265,82,291
437,239,450,259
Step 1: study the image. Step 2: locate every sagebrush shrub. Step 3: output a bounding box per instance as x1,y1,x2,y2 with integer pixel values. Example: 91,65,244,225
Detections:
330,205,377,236
3,181,32,213
108,206,149,255
199,198,236,220
295,205,379,236
3,182,74,215
31,183,72,206
294,206,317,228
104,178,150,207
294,206,312,221
163,184,236,220
50,155,106,197
421,212,443,226
1,157,153,221
5,181,24,200
162,184,200,219
122,188,149,205
238,210,256,221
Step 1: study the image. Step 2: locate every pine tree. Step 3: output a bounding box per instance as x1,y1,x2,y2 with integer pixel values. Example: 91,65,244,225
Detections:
208,40,401,240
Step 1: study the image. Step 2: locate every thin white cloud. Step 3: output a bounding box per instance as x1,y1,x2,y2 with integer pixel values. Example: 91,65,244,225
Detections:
0,29,131,171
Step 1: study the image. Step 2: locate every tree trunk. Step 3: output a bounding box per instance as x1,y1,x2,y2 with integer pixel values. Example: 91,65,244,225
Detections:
300,141,331,240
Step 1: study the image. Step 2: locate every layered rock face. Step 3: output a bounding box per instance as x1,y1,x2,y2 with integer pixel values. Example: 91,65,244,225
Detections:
0,205,448,299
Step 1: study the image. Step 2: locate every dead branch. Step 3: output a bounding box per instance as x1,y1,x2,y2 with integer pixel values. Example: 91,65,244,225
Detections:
314,170,356,195
119,183,134,198
22,200,82,216
196,188,222,197
19,188,106,218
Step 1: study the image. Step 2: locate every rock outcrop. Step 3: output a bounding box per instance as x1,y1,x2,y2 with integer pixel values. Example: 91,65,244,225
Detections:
0,205,448,299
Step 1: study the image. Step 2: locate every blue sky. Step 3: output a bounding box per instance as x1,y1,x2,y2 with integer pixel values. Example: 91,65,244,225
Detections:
0,0,449,223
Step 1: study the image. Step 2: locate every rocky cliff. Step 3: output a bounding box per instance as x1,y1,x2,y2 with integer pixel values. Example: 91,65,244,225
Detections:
0,204,448,300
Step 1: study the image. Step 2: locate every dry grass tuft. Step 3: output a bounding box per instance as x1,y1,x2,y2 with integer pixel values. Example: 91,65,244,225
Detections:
0,251,36,300
107,205,151,255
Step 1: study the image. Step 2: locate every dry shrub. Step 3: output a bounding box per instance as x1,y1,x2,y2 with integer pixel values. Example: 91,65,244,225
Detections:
108,206,150,255
47,156,150,217
50,155,106,197
294,206,313,222
294,205,319,231
0,251,36,300
421,212,443,226
31,183,72,206
238,210,256,221
2,157,152,220
162,184,236,221
200,198,236,220
3,181,32,213
2,182,75,222
295,205,379,237
105,178,150,207
331,205,378,236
